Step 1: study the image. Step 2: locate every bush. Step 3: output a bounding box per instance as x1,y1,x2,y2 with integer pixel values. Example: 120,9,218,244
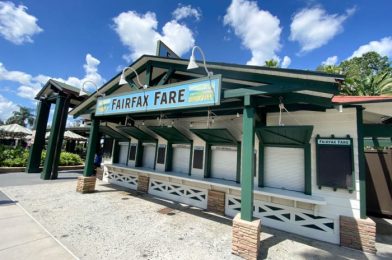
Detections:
0,145,83,167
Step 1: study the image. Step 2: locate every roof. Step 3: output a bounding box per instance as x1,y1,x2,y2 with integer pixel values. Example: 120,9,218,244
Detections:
332,96,392,104
70,54,344,117
0,124,32,137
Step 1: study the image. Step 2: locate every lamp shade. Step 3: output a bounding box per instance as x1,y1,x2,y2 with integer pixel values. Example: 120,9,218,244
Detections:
79,88,89,96
187,55,199,70
119,73,128,85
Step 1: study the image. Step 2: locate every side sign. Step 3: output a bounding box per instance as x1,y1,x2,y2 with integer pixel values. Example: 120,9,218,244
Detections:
317,138,351,146
95,75,221,116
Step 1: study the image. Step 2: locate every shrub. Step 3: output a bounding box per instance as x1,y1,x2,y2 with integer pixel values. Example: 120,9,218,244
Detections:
59,152,83,166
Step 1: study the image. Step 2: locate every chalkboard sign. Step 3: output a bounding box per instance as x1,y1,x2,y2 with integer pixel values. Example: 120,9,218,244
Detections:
316,136,354,191
129,144,137,161
157,145,166,164
193,148,204,169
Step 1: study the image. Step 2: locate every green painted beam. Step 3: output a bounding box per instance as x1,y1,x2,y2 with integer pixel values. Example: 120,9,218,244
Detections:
41,95,66,180
165,142,173,171
363,124,392,137
83,116,100,177
204,143,211,178
356,107,367,219
241,102,255,221
135,140,143,167
157,67,175,85
304,143,311,195
188,142,193,176
236,142,241,183
26,100,51,173
50,97,70,179
258,141,264,187
145,63,152,86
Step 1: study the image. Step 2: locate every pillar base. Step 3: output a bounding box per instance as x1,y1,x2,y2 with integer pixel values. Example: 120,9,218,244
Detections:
207,190,225,215
96,167,104,180
76,176,96,193
137,175,149,193
340,216,376,254
232,213,261,260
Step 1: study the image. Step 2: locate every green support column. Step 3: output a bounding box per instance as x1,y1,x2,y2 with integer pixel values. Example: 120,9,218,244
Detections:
204,143,212,178
236,142,241,183
241,97,255,221
304,143,312,195
26,100,51,173
188,141,193,176
258,141,264,187
165,142,173,171
112,140,120,163
83,116,100,177
356,106,367,219
41,95,67,180
135,140,143,167
51,97,70,179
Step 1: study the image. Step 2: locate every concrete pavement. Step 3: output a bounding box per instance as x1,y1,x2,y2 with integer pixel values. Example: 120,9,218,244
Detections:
0,191,77,260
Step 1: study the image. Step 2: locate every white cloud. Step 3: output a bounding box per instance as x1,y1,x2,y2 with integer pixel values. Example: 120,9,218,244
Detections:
290,7,355,53
172,5,201,21
322,55,338,66
349,37,392,59
0,94,18,121
113,10,195,62
0,53,104,100
223,0,282,65
281,56,291,68
0,1,43,45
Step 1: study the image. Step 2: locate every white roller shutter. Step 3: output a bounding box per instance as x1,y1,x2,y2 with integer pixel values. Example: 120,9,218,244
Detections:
211,146,237,181
264,147,304,192
142,143,156,169
118,142,129,165
172,145,190,174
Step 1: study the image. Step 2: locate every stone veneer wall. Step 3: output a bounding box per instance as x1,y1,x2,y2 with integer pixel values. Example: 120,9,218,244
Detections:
207,190,225,215
76,176,96,193
340,216,376,254
232,214,261,260
137,175,150,193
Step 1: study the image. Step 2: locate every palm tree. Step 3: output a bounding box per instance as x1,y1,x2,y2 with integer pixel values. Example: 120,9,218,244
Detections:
348,72,392,96
264,59,279,68
6,106,35,127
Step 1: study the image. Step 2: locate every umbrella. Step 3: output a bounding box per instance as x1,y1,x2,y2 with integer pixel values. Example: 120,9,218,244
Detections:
0,124,32,138
45,130,87,141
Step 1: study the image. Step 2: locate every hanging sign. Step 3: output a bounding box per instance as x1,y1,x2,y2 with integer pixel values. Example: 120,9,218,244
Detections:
317,138,351,146
95,75,221,116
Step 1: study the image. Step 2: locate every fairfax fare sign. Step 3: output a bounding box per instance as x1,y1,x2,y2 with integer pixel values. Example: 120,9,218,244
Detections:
317,138,351,146
95,75,221,116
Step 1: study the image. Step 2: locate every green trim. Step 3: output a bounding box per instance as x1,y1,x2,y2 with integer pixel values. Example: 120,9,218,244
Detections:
112,140,120,163
148,126,191,144
363,124,392,137
153,142,158,170
165,142,173,171
188,141,193,176
241,104,255,221
83,116,100,176
304,143,311,195
157,67,175,85
41,95,67,180
356,107,367,219
26,101,51,173
190,128,237,145
256,125,313,146
116,126,156,142
204,143,212,178
135,140,143,167
236,142,241,183
258,141,264,187
145,63,152,86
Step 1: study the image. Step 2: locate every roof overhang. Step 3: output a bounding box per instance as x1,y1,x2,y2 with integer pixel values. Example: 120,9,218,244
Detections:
190,128,238,145
116,126,156,142
256,126,314,146
148,126,191,144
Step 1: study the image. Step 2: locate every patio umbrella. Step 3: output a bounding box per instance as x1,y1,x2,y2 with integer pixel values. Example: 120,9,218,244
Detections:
0,124,32,138
45,130,87,141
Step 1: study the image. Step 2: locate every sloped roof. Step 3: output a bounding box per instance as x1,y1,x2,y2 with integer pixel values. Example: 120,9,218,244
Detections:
332,95,392,104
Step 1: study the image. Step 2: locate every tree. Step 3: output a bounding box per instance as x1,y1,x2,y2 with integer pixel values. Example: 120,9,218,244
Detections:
6,106,35,127
0,119,3,125
317,51,392,96
264,59,279,68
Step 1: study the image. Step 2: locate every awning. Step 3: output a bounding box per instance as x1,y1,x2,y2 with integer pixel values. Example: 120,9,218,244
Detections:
148,126,191,144
100,126,128,141
0,124,32,138
256,126,313,146
190,128,237,145
45,130,87,141
116,126,156,142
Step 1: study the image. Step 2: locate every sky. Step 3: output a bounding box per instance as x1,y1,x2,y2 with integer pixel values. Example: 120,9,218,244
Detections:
0,0,391,124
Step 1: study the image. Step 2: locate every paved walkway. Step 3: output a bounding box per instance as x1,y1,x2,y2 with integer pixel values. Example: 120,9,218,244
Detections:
0,192,77,260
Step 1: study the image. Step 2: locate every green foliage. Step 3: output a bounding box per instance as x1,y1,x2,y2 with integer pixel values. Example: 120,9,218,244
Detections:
317,51,392,96
264,59,279,68
0,145,83,167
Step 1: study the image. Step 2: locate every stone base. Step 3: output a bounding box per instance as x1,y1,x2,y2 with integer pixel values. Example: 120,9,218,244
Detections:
232,213,261,260
137,175,149,193
207,190,225,215
340,216,376,254
76,176,96,193
96,167,103,180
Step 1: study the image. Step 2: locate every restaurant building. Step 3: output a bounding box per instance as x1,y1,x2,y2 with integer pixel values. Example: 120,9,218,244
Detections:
29,42,392,258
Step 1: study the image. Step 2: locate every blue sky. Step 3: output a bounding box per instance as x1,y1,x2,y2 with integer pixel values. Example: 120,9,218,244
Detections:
0,0,391,123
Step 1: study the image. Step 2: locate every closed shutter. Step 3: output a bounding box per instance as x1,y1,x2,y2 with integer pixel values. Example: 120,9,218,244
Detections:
172,145,190,174
142,143,156,169
211,146,237,181
264,147,304,192
118,142,129,164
